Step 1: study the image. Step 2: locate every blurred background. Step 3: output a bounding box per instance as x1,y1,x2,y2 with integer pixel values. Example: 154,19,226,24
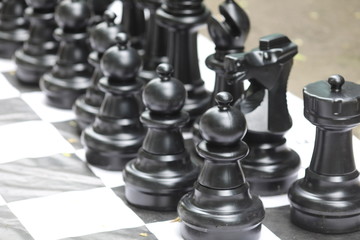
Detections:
203,0,360,136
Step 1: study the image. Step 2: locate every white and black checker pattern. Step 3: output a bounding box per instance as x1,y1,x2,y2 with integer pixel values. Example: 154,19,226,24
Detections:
0,42,360,240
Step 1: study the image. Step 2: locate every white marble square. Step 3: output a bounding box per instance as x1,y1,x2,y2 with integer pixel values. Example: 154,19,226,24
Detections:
0,59,16,72
21,92,75,122
0,120,75,163
75,149,125,188
0,194,6,206
8,187,144,240
0,74,20,100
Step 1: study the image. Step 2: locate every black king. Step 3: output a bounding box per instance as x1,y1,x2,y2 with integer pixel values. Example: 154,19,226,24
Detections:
224,33,301,196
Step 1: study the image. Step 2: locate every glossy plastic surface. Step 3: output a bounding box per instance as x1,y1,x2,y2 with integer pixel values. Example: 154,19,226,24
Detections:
15,0,58,84
40,0,93,109
178,92,265,240
124,63,198,210
82,33,145,171
288,75,360,234
156,0,211,123
224,34,301,195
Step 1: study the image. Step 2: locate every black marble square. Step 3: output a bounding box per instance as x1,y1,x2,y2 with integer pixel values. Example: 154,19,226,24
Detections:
0,98,40,126
112,186,179,224
52,120,83,149
4,72,40,93
0,153,104,202
264,206,360,240
0,205,34,240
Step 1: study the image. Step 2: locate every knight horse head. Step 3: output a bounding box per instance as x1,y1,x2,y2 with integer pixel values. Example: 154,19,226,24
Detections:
207,0,250,59
224,34,298,134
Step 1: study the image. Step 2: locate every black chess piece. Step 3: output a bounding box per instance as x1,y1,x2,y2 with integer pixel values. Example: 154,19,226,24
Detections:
178,92,265,240
88,0,114,26
14,0,58,85
123,63,199,211
288,75,360,234
191,0,250,166
82,33,145,171
224,34,301,196
121,0,146,52
156,0,211,123
0,0,29,58
137,0,168,82
74,11,121,131
207,0,250,104
40,0,93,109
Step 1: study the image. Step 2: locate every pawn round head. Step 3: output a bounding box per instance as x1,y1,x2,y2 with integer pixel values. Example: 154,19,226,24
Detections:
328,74,345,92
199,92,246,146
142,63,186,114
100,32,142,80
89,11,119,54
55,0,91,31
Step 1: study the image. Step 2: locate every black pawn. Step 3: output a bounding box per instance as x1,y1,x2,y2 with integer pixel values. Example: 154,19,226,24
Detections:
178,92,265,240
15,0,58,85
0,0,29,58
121,0,146,52
224,34,301,196
137,0,168,82
82,33,145,171
74,11,121,131
40,0,93,109
288,75,360,234
123,63,199,211
191,0,250,165
157,0,211,123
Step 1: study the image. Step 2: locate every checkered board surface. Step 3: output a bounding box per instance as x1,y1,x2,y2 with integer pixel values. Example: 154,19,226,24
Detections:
0,43,360,240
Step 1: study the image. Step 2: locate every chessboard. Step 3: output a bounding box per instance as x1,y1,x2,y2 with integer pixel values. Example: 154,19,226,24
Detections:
0,34,359,240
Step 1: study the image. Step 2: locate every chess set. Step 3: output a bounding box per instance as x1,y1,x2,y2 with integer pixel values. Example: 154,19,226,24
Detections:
0,0,359,240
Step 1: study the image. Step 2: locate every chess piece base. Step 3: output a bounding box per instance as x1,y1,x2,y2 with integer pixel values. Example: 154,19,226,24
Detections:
242,141,301,196
15,49,57,85
40,73,91,109
290,207,360,234
178,183,264,240
180,221,261,240
0,39,23,58
73,95,99,131
125,183,190,211
85,147,136,171
289,169,360,233
124,150,198,211
83,127,143,171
